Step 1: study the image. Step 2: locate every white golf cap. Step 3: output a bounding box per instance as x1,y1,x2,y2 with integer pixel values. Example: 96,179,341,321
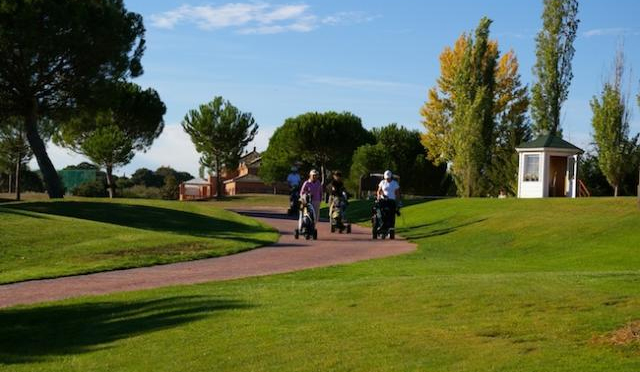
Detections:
310,169,319,176
384,170,393,179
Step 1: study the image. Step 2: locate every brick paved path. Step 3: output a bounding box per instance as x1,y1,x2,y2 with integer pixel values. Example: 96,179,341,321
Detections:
0,208,415,308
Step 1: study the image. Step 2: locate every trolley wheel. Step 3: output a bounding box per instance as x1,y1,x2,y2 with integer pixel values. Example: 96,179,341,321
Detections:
381,232,386,240
312,229,318,240
389,229,395,240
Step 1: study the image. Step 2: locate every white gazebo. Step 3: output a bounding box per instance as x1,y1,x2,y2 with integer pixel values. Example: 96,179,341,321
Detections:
516,134,584,198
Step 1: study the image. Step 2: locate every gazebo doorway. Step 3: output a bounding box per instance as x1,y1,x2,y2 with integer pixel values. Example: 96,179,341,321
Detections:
549,156,567,197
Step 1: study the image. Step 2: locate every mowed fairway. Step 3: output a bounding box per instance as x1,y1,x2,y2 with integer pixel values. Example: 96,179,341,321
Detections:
1,197,640,371
0,198,278,284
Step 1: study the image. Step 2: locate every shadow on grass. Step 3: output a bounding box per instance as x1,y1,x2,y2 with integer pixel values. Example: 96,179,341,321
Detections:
232,210,297,221
0,295,253,364
0,207,51,219
399,218,488,240
6,202,272,241
321,198,440,223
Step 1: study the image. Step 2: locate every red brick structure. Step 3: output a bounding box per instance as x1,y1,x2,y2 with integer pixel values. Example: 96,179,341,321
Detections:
179,148,288,200
224,148,289,195
179,175,217,201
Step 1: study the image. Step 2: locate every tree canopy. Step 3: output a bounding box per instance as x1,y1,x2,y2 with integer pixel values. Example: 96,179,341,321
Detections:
367,124,448,195
420,17,529,197
590,50,638,197
182,96,258,199
0,0,146,198
530,0,579,136
260,111,373,185
55,83,166,198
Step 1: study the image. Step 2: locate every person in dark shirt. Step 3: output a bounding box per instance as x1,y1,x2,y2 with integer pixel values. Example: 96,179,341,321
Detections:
328,171,349,230
328,171,346,197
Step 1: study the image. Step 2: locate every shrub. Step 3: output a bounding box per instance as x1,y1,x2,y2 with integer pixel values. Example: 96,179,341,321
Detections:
72,180,108,197
162,174,179,200
120,185,163,199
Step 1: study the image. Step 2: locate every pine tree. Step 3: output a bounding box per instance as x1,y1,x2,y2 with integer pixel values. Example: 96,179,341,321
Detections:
182,97,258,199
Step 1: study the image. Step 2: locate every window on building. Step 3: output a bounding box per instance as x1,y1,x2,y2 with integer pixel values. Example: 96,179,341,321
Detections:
523,154,540,182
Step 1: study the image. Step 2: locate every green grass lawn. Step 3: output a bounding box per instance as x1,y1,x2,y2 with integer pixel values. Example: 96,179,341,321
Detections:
1,197,640,371
0,198,278,284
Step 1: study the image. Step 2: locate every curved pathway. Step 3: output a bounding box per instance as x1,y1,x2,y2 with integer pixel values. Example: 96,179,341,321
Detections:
0,208,415,308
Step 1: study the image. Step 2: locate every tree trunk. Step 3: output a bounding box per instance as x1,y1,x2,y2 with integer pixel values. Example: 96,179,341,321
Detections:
8,173,12,194
15,156,21,201
215,156,222,200
105,164,114,199
614,185,618,197
24,100,64,198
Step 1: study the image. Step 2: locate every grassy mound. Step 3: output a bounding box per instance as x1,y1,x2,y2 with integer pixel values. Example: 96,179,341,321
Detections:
2,197,640,371
0,198,278,284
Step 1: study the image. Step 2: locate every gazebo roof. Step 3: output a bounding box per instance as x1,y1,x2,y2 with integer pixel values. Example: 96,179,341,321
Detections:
516,134,583,153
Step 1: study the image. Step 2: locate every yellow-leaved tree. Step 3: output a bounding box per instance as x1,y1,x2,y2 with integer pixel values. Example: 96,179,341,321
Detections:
420,18,529,196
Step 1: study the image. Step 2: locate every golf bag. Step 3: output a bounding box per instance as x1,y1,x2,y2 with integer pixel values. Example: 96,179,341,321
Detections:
287,186,300,216
294,194,317,240
329,191,351,233
371,196,397,240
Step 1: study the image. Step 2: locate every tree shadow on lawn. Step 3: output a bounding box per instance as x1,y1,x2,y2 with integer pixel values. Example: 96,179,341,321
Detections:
6,202,273,239
399,218,488,240
0,207,51,219
323,198,440,223
0,295,253,364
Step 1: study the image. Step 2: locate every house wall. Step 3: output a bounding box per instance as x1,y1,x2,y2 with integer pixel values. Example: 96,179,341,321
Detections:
225,181,289,196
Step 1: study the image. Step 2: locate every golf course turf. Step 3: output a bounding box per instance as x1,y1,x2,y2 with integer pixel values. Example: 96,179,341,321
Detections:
1,197,639,371
0,198,278,284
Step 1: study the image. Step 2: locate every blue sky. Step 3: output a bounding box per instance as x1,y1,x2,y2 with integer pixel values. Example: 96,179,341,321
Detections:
42,0,640,176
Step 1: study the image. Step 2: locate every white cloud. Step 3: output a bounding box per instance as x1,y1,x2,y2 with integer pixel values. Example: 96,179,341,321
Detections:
134,124,272,175
150,2,376,35
321,11,379,25
29,125,274,177
299,75,422,91
583,28,640,37
133,125,201,175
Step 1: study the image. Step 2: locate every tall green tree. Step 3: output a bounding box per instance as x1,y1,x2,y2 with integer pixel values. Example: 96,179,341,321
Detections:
55,83,166,198
260,112,373,185
486,51,532,195
530,0,579,136
421,18,530,197
590,50,638,197
421,17,500,197
0,0,146,198
182,97,258,199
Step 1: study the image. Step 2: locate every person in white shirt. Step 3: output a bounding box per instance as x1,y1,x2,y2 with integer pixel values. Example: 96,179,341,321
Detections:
376,170,401,227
